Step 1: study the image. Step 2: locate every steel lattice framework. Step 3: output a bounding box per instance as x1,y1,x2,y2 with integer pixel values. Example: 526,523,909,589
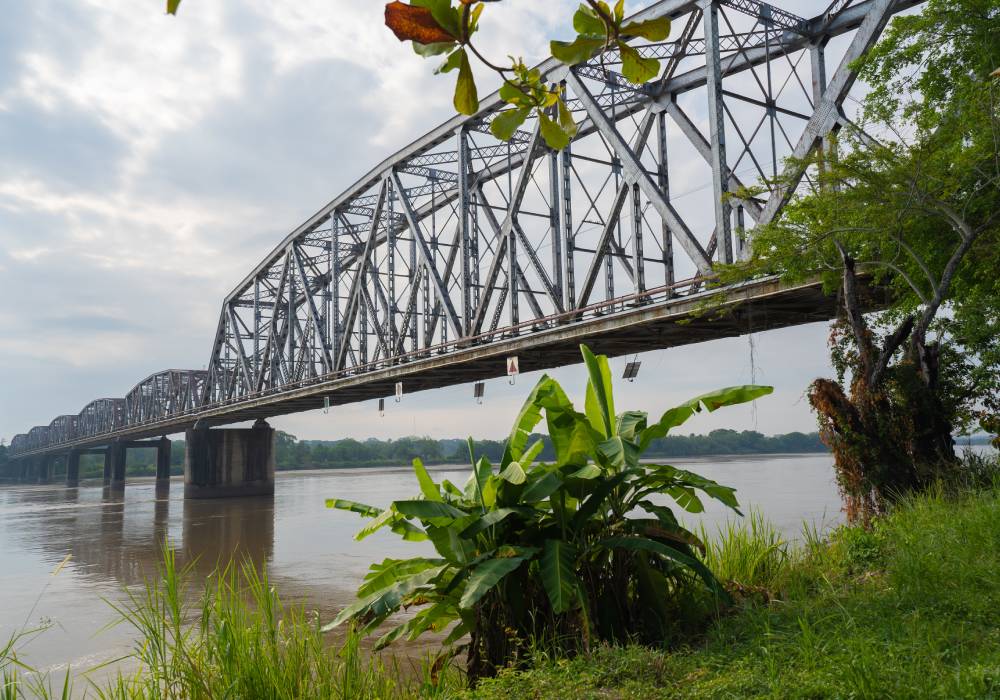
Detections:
8,0,921,459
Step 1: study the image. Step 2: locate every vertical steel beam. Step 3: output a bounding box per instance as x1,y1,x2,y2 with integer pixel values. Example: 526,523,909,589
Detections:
331,213,340,366
549,149,563,303
631,184,646,293
560,142,576,310
700,0,732,264
656,111,675,291
458,129,473,335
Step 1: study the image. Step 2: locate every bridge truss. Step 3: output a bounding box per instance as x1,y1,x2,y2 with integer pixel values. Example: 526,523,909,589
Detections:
9,0,919,458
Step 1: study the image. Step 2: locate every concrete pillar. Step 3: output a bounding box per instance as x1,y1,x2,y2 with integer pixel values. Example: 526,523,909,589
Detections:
37,456,52,484
156,437,172,484
108,441,127,487
66,451,81,487
184,420,275,499
103,451,113,484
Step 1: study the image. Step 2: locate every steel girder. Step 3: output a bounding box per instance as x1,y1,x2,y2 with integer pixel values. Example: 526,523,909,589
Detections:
125,370,208,425
200,0,912,408
9,0,922,458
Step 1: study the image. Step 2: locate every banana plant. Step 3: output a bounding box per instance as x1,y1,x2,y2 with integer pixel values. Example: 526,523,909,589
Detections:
326,344,772,679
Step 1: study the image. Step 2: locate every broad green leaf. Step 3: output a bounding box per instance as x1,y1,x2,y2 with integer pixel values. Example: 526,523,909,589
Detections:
454,50,479,115
522,439,546,467
325,565,446,631
166,0,181,15
435,47,465,75
540,540,580,613
619,42,660,84
413,458,442,501
326,498,380,518
536,111,569,151
550,36,605,66
491,106,531,141
393,499,467,525
501,375,553,468
374,601,458,650
597,435,639,471
639,386,772,450
499,81,532,107
625,517,705,554
685,385,774,412
441,479,464,499
359,557,446,598
557,99,578,139
413,41,457,57
621,17,671,41
498,461,526,485
355,507,397,540
426,524,475,565
572,470,633,528
567,463,601,480
597,536,728,600
521,471,563,503
459,553,533,609
389,518,429,541
573,4,606,36
459,507,529,538
666,485,704,513
581,344,615,437
614,0,625,23
617,410,647,441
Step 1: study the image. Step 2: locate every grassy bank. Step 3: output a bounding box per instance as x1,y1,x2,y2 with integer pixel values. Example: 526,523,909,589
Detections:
471,484,1000,699
5,481,998,698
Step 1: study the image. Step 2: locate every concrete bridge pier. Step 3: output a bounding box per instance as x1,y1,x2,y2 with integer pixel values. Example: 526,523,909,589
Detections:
66,451,81,487
184,420,275,499
37,456,52,484
156,437,172,485
108,441,127,488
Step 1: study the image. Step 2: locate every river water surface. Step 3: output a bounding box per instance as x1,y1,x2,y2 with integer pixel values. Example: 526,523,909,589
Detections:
0,454,843,684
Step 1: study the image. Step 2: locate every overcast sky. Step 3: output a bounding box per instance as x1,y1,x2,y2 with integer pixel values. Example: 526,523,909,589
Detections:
0,0,844,444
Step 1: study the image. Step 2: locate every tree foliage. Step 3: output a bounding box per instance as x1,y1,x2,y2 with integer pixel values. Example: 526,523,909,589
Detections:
741,0,1000,520
327,344,771,679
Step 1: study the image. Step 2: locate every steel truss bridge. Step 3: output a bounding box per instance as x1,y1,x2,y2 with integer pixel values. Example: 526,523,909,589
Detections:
8,0,918,461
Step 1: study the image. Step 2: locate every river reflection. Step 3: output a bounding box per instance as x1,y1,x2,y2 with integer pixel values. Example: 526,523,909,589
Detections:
0,454,847,682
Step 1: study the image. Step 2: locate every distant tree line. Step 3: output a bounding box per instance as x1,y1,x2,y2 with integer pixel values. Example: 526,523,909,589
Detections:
276,429,826,471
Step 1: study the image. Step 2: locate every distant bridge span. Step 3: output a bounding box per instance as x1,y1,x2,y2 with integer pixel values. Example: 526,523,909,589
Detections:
8,0,915,484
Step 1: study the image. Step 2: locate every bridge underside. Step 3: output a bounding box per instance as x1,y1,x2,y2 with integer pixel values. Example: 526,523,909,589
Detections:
12,275,854,458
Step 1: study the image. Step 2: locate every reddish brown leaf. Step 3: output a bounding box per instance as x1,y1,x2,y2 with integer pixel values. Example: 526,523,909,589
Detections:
385,2,456,45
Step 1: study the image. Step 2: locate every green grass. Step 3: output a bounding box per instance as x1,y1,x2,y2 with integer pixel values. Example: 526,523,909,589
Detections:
2,548,461,699
470,486,1000,699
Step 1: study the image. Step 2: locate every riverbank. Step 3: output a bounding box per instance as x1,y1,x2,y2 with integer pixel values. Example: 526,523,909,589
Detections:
471,481,1000,699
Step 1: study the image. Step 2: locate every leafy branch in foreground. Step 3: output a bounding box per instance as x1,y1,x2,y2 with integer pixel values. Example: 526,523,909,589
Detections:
327,343,771,681
383,0,670,149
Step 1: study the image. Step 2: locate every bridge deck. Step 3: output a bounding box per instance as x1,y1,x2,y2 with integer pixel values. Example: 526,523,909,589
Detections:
14,276,843,458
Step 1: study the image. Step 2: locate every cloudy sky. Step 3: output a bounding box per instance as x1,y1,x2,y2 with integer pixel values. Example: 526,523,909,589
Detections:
0,0,844,444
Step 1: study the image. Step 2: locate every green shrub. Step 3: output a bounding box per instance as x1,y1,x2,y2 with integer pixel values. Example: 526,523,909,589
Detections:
328,344,772,680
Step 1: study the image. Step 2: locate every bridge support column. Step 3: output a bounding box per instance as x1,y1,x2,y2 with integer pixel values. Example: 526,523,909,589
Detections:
37,456,52,484
108,441,127,487
20,460,31,482
184,420,275,499
156,437,172,485
66,451,81,487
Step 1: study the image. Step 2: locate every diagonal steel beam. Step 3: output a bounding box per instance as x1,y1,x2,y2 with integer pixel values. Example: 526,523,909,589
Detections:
757,0,896,225
662,99,763,221
291,244,334,373
391,170,465,341
569,72,712,285
335,179,387,371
